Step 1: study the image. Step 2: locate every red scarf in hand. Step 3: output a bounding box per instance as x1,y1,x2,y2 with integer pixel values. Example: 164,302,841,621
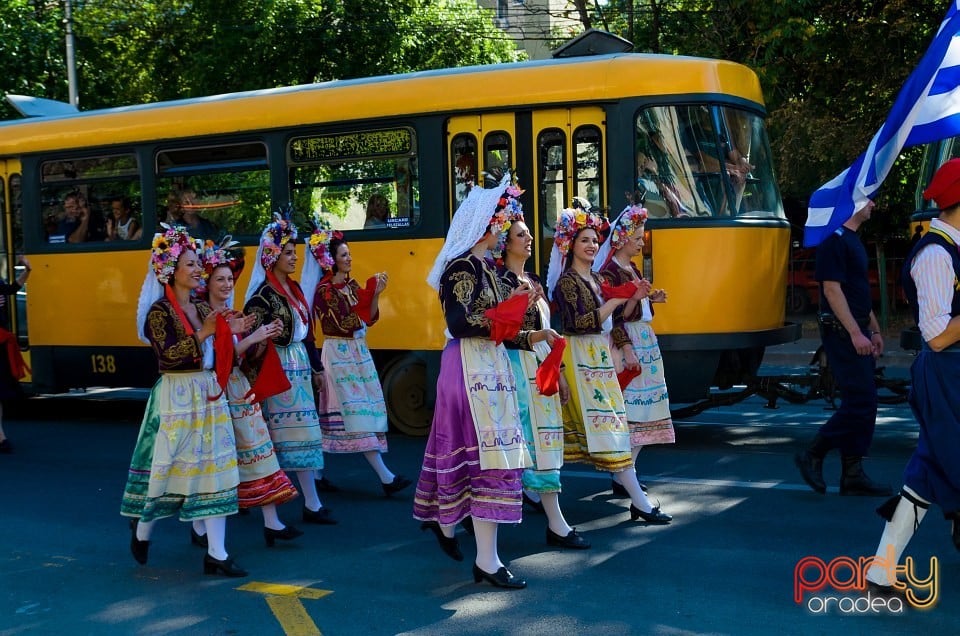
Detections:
244,339,292,403
352,276,379,325
600,279,640,300
617,367,641,390
208,314,235,401
0,327,29,380
483,293,528,345
535,336,566,396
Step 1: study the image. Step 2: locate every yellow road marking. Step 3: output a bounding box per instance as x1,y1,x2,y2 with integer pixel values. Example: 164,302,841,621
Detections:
238,581,333,635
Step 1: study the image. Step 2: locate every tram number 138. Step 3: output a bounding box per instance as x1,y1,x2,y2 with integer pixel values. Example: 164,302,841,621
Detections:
91,354,117,374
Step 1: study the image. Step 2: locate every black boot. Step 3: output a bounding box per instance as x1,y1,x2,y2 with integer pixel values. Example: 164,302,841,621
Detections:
794,434,830,494
840,456,892,496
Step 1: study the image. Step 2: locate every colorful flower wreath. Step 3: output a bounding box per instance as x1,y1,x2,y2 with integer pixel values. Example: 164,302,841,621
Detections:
553,207,609,257
306,216,343,271
609,204,648,250
151,224,199,285
260,209,298,270
200,238,244,280
490,183,526,258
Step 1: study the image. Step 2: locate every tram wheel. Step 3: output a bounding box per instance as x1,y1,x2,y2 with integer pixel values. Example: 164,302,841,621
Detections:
787,286,810,314
382,353,432,436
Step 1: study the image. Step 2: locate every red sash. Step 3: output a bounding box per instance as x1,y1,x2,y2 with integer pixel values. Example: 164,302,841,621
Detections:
266,270,309,325
535,337,566,396
244,339,292,403
163,284,195,336
0,327,30,380
483,293,528,345
600,280,640,300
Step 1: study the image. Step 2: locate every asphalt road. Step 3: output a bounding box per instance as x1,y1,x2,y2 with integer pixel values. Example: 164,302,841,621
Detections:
0,389,956,635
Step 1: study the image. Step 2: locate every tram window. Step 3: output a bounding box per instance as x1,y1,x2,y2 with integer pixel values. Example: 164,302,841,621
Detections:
451,134,478,211
156,142,270,240
635,106,783,219
573,126,603,212
483,131,511,185
538,129,566,232
290,157,420,232
40,153,141,244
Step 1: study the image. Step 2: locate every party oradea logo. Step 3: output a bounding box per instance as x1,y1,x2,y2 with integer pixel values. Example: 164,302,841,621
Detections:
794,547,939,614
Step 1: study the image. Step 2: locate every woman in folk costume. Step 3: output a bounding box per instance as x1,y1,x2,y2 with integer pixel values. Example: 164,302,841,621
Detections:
305,218,412,496
546,205,672,524
492,185,590,550
243,211,335,526
197,240,303,548
593,198,675,498
120,225,250,577
414,172,546,590
865,159,960,594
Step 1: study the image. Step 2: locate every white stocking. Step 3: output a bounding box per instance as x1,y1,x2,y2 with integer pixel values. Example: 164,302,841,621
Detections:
203,516,228,561
473,519,503,574
192,519,206,537
866,487,929,586
261,503,284,531
614,468,655,512
541,492,573,537
297,470,323,511
364,451,395,484
135,519,155,542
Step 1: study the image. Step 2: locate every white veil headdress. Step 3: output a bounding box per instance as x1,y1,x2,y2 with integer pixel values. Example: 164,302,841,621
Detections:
300,237,322,316
136,253,163,345
426,171,512,290
243,237,268,307
593,205,630,273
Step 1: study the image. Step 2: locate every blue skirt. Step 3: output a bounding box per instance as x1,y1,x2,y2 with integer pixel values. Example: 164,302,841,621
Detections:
903,349,960,514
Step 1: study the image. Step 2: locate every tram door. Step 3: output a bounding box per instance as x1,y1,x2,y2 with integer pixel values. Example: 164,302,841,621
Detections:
446,113,517,213
530,108,606,276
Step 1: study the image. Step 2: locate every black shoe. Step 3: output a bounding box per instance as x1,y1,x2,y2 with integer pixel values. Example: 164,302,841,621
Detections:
840,456,892,497
522,492,545,514
264,524,304,547
611,480,647,495
629,504,672,524
302,506,338,525
190,527,208,548
203,554,247,577
382,475,413,497
0,439,12,454
314,477,340,493
795,450,827,494
130,520,149,565
472,563,526,589
420,520,463,561
546,527,591,549
460,516,475,537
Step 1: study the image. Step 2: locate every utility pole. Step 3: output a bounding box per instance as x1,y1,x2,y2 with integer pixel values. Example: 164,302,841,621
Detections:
64,0,79,107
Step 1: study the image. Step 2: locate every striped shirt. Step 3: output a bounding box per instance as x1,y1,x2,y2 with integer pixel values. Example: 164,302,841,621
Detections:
910,218,960,341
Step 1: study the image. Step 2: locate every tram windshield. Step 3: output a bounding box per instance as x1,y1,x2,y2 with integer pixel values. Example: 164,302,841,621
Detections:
635,105,783,219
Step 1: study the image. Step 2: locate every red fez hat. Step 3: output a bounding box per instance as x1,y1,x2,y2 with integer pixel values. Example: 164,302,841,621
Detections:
923,158,960,210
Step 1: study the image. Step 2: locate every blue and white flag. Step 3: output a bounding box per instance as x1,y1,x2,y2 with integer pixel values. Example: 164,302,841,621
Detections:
805,2,960,247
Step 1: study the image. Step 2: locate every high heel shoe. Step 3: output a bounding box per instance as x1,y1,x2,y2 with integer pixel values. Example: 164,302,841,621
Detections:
264,525,304,547
382,475,413,497
203,554,248,577
546,527,591,549
190,527,208,548
302,506,338,525
629,503,672,524
611,480,647,495
130,519,149,565
314,476,340,492
472,563,526,589
420,520,463,561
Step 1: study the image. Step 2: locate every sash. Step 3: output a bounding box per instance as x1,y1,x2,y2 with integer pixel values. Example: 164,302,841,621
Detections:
566,333,630,454
459,338,530,470
266,270,310,325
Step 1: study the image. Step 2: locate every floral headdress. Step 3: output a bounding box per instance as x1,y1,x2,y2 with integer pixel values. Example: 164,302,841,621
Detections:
150,224,199,284
259,208,299,270
200,236,244,280
552,205,609,258
306,216,343,272
609,204,648,250
490,182,526,259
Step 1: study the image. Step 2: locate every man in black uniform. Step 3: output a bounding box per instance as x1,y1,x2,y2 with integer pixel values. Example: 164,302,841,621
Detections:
795,200,891,496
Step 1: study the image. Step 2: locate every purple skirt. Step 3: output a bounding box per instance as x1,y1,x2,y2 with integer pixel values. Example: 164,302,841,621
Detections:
413,339,523,526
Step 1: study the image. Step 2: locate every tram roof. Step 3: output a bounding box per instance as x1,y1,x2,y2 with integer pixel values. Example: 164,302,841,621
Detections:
0,53,764,155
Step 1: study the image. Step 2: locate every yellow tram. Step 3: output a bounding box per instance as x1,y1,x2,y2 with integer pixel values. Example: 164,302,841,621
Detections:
0,52,798,434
